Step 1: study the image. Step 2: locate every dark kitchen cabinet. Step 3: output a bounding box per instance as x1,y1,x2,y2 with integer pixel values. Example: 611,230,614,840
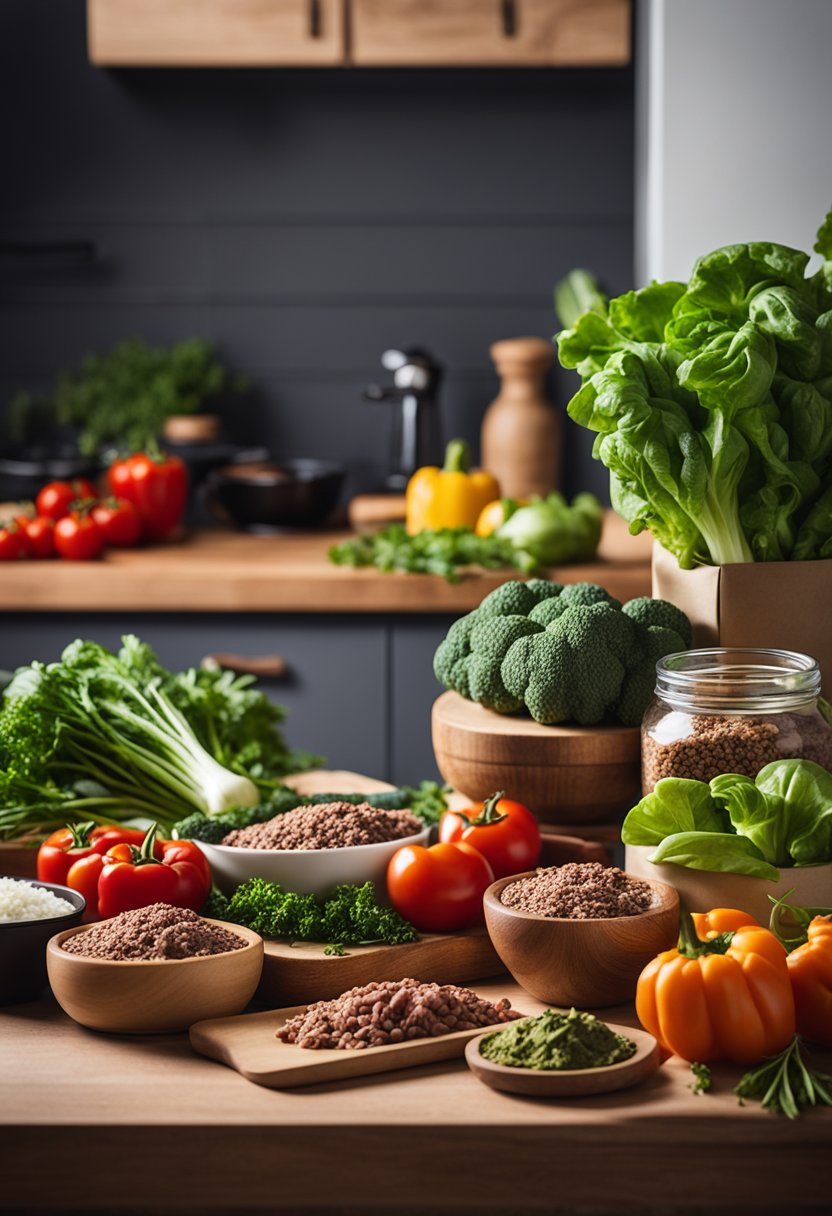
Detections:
0,614,452,785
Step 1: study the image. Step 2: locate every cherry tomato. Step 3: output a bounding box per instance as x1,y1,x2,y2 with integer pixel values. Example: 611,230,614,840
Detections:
18,514,56,559
438,792,541,880
387,840,494,933
54,511,104,561
91,498,142,548
65,853,107,923
0,524,28,560
35,478,98,521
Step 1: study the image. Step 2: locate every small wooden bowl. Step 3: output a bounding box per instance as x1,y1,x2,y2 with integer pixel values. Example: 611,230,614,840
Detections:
465,1023,661,1097
46,919,264,1034
431,692,641,825
483,872,679,1008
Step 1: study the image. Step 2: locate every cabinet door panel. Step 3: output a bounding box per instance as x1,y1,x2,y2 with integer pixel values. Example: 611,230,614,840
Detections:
351,0,631,67
389,618,455,786
0,615,387,780
87,0,345,66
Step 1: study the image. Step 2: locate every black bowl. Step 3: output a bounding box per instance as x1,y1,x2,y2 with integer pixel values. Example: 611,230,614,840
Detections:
205,459,346,531
0,449,101,502
0,878,86,1005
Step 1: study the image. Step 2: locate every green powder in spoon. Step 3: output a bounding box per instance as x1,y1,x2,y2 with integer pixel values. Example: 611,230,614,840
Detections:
479,1007,636,1071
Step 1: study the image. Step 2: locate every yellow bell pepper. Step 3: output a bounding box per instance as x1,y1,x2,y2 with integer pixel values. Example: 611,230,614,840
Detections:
475,497,528,538
405,439,500,536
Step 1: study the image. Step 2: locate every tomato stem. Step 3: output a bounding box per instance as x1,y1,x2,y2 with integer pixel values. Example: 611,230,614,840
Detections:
469,791,508,828
67,820,96,850
125,822,165,867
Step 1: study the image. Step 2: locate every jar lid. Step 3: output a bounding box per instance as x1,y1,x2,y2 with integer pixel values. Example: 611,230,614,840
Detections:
656,648,821,713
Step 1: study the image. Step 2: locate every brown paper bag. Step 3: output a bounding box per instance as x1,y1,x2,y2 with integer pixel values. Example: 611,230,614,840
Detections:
652,544,832,692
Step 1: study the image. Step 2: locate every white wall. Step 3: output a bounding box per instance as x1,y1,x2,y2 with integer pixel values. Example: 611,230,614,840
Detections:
636,0,832,285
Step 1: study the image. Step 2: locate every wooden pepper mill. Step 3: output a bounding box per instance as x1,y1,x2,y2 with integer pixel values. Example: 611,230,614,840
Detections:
481,337,562,499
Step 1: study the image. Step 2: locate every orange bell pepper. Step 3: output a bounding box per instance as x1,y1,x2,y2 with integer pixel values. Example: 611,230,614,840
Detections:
636,908,795,1064
786,916,832,1047
405,439,499,536
692,907,759,938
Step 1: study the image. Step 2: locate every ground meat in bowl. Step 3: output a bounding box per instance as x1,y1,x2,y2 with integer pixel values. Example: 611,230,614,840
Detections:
500,863,655,919
61,903,247,960
222,801,423,850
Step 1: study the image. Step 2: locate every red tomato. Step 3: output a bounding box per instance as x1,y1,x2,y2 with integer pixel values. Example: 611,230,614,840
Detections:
35,478,98,521
108,453,188,541
91,498,142,548
387,840,494,933
54,512,104,560
19,515,56,559
438,792,541,880
0,524,28,560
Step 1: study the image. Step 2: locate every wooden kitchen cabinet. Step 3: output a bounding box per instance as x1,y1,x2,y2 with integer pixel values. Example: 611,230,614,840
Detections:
350,0,631,67
87,0,346,67
87,0,629,68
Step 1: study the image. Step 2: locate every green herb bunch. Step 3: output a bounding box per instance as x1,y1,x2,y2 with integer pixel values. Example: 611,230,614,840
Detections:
11,337,245,456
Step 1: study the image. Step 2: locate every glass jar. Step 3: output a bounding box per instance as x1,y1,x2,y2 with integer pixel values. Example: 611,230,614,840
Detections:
641,648,832,794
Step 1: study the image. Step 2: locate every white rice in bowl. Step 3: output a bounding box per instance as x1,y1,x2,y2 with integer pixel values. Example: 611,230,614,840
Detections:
0,877,75,923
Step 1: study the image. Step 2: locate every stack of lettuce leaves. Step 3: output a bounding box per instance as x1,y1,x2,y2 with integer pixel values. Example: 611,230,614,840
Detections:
622,759,832,879
556,210,832,568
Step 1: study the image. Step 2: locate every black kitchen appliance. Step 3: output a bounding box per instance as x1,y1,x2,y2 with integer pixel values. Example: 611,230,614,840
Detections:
364,347,443,491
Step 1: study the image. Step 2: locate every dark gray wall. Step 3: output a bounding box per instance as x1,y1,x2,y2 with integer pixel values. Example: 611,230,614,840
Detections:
0,0,634,499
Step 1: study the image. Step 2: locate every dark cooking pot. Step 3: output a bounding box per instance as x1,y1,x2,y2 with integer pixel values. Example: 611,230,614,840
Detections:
206,459,346,531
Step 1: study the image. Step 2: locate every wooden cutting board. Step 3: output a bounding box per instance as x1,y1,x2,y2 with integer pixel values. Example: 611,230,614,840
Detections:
190,984,531,1089
258,929,503,1004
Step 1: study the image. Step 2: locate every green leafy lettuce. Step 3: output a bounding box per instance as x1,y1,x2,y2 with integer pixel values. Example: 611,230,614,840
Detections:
556,212,832,567
622,759,832,879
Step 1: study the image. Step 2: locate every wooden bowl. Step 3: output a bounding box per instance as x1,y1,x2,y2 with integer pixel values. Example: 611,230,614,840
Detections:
431,692,641,825
464,1022,661,1097
483,872,679,1008
46,919,264,1034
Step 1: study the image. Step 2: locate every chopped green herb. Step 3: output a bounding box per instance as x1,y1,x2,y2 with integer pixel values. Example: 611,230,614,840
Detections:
689,1062,712,1095
329,524,537,584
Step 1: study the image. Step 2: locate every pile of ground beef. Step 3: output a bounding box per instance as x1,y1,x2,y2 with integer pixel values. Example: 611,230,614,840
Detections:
278,977,521,1050
500,863,655,919
61,902,247,960
222,801,422,850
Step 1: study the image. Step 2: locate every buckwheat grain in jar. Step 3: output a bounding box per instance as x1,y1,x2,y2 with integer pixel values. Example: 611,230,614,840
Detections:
641,648,832,794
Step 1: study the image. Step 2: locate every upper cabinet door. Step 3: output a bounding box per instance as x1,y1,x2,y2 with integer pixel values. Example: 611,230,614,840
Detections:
87,0,346,66
351,0,631,67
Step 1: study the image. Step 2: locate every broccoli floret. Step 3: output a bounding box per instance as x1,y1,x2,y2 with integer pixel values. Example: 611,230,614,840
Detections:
559,582,622,610
502,603,629,725
524,579,565,605
623,597,693,649
528,597,569,627
433,610,481,696
615,625,687,726
467,614,544,711
173,812,228,843
476,581,539,618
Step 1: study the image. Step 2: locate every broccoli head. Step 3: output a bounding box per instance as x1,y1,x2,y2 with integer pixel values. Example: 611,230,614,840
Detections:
615,624,687,726
467,614,543,711
622,596,693,649
502,603,629,725
528,597,570,627
524,579,565,604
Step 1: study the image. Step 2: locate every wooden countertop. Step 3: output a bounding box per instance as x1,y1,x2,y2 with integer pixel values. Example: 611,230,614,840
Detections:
0,512,652,614
2,982,829,1215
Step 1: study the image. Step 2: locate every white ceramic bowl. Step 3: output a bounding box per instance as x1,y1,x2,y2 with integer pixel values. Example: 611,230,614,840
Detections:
197,826,431,898
624,845,832,925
